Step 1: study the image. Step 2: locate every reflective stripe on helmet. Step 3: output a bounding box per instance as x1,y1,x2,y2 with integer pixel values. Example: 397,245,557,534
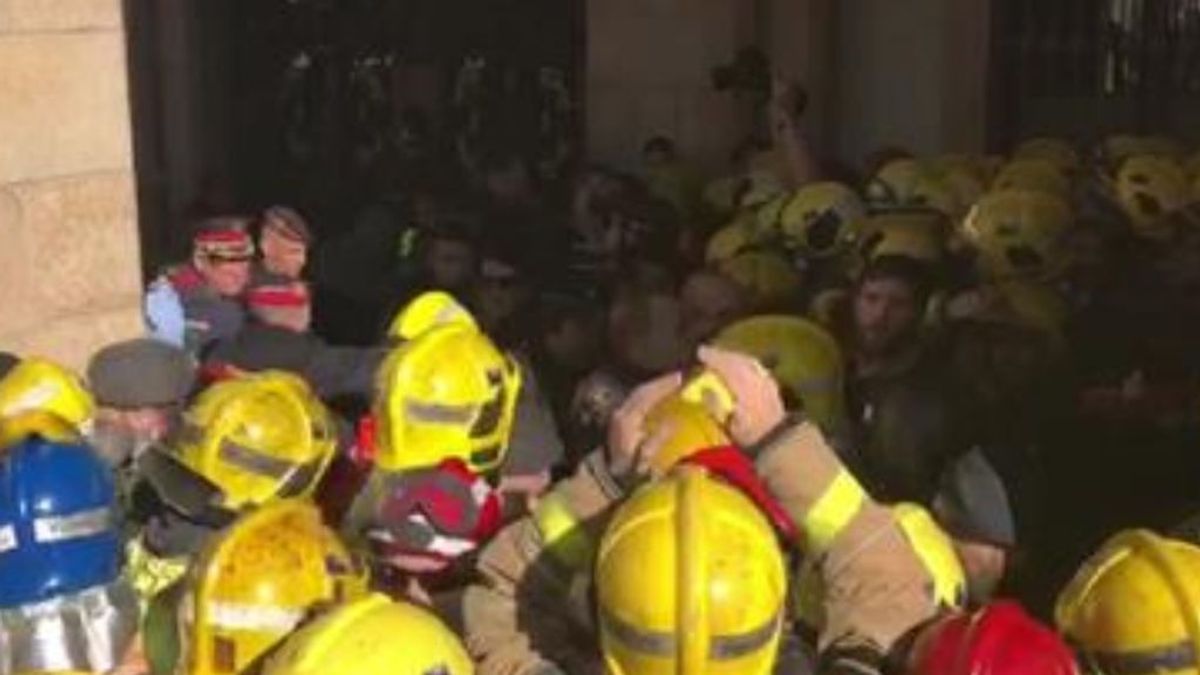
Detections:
0,525,15,553
0,381,58,417
207,602,306,633
599,606,781,661
803,470,866,553
1089,641,1197,675
218,442,296,479
533,492,594,571
404,401,477,426
32,506,112,543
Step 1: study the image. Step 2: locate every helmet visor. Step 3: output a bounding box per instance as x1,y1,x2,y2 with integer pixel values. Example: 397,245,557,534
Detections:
137,449,236,528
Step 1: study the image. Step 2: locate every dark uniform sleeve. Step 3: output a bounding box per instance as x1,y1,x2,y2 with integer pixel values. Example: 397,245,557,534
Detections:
304,343,388,400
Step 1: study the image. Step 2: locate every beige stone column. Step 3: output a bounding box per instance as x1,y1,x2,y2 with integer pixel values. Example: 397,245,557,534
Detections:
763,0,836,160
940,0,991,153
586,0,757,172
0,0,144,369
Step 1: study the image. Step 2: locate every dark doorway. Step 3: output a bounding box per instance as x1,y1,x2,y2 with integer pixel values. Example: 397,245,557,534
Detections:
125,0,584,272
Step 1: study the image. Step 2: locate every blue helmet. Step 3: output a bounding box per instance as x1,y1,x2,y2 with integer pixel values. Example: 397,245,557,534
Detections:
0,436,120,607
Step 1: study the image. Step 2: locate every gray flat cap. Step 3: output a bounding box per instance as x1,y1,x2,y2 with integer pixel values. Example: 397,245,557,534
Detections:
87,338,195,408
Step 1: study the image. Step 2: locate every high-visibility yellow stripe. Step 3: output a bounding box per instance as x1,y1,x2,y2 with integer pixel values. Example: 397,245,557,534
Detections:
802,470,866,553
893,503,966,609
126,537,189,606
533,492,594,571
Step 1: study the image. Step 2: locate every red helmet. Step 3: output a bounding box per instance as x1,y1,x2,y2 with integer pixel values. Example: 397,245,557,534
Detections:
913,602,1078,675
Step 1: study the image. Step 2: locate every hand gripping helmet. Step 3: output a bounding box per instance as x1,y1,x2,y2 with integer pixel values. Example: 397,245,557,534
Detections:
374,292,521,475
713,316,846,434
180,499,369,675
912,601,1078,675
1056,529,1200,675
639,397,732,474
0,436,139,675
963,189,1073,282
262,593,472,675
139,371,336,525
597,465,788,675
0,358,94,436
777,182,867,259
1116,154,1193,240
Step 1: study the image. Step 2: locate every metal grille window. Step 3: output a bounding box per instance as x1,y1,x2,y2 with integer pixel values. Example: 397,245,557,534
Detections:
990,0,1200,146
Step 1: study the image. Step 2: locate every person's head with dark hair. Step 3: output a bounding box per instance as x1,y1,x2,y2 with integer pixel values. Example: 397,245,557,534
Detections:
258,205,313,280
535,286,604,375
421,211,481,294
472,233,535,346
852,254,932,361
191,215,255,298
481,145,536,207
679,268,748,349
642,135,678,167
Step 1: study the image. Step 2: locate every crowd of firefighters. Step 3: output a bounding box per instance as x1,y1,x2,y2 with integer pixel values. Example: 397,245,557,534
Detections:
3,79,1200,674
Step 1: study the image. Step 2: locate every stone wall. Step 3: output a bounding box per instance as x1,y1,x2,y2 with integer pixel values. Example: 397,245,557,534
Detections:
0,0,143,369
834,0,992,168
586,0,757,172
584,0,847,173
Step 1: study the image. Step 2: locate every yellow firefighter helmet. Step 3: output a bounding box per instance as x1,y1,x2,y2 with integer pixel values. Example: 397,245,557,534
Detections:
963,190,1073,282
597,465,787,675
777,182,867,258
180,500,369,675
992,159,1072,200
858,210,947,265
262,593,472,675
716,252,801,311
1013,137,1080,174
713,316,846,434
139,371,336,521
1057,529,1200,675
1116,154,1194,240
375,293,522,474
0,357,94,435
866,158,922,208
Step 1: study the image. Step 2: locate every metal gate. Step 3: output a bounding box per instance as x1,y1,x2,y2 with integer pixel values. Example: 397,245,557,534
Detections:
989,0,1200,148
